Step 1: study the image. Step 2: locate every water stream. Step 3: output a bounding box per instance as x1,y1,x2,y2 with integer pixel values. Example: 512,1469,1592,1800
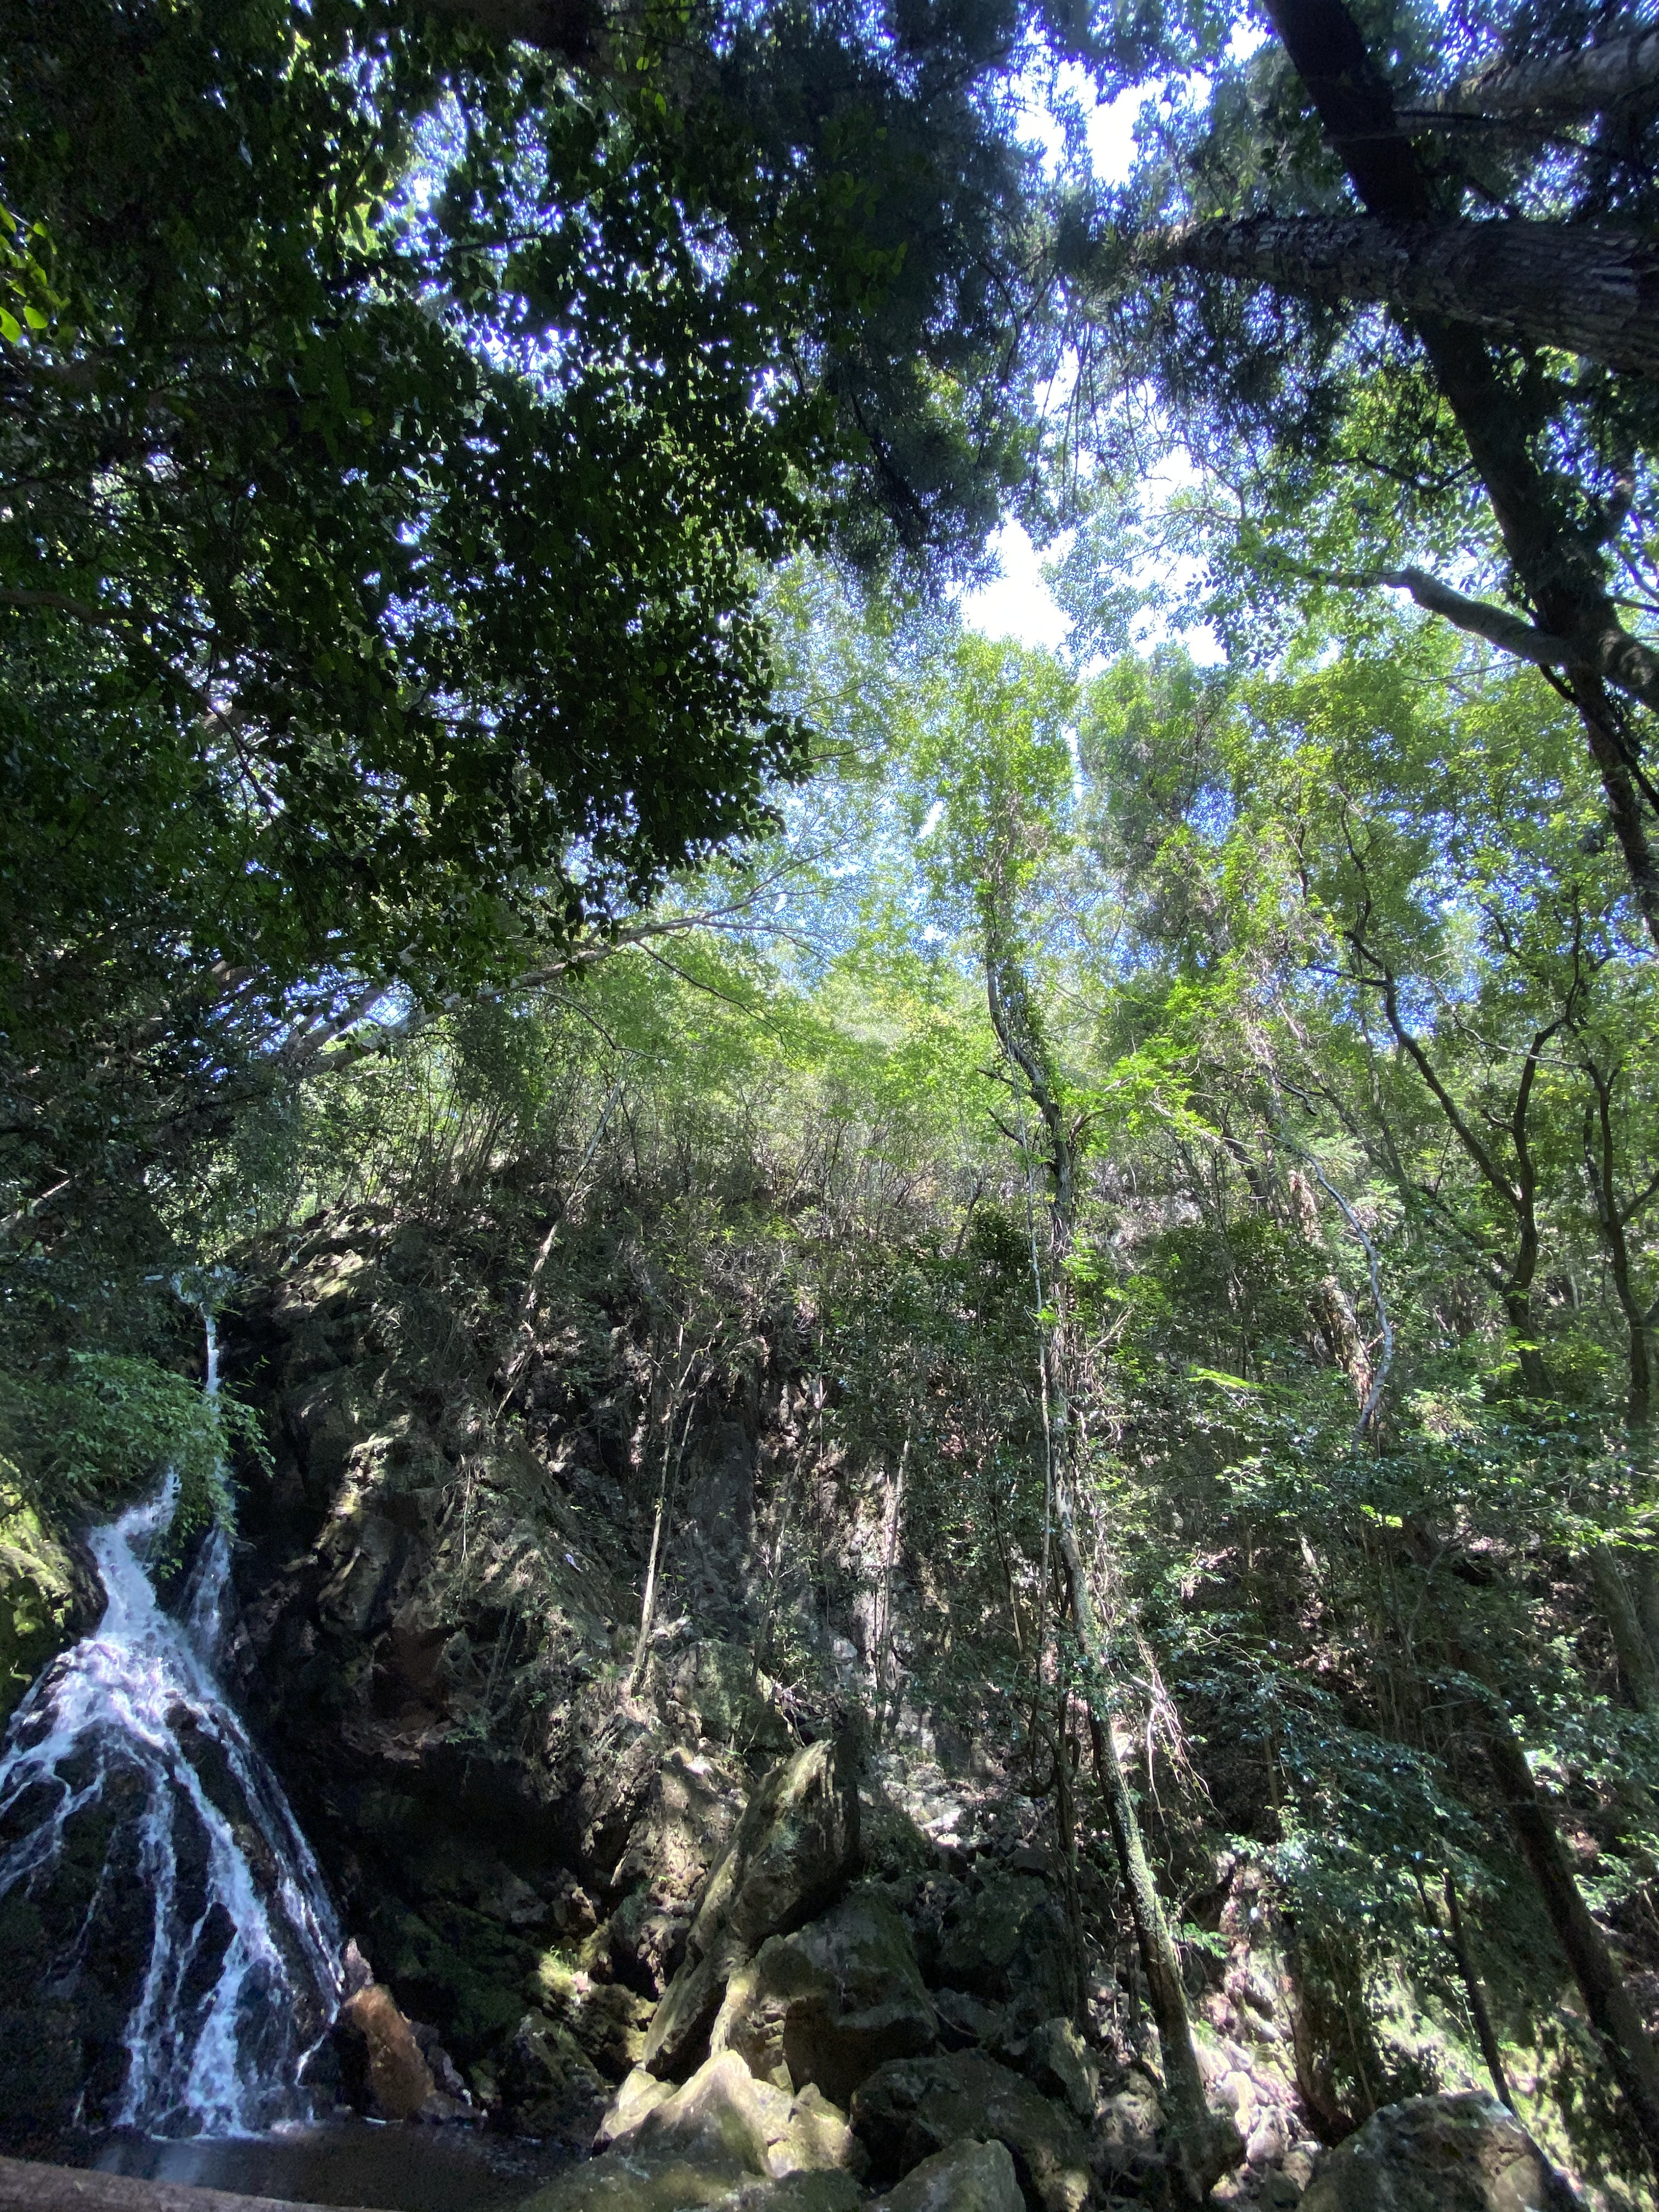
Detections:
0,1314,344,2137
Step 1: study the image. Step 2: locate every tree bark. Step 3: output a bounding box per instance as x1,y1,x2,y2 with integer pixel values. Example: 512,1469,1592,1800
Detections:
1146,216,1659,381
1259,0,1659,953
873,1409,913,1736
1581,1063,1656,1427
625,1333,701,1697
1476,1700,1659,2175
1424,29,1659,125
1587,1544,1659,1714
983,932,1242,2199
1441,1874,1515,2112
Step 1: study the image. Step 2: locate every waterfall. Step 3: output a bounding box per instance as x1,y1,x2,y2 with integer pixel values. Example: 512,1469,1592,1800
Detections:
0,1311,343,2137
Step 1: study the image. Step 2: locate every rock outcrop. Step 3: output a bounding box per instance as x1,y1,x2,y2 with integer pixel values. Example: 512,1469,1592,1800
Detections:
1298,2094,1583,2212
870,2139,1025,2212
644,1737,861,2081
334,1985,435,2121
521,2049,867,2212
850,2051,1092,2212
710,1890,937,2104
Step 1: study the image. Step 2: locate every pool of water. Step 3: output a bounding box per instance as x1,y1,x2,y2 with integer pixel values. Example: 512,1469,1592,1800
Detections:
76,2122,578,2211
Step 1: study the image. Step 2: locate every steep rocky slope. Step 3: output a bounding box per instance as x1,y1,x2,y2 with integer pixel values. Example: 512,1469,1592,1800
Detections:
192,1212,1334,2202
0,1197,1616,2206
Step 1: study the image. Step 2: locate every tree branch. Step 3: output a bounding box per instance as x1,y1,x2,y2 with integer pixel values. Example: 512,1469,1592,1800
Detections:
1426,27,1659,125
1136,215,1659,383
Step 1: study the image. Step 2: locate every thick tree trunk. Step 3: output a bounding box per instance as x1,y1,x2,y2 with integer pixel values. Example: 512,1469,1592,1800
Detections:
1148,216,1659,381
1425,28,1659,125
1588,1545,1659,1714
1259,0,1659,953
1477,1702,1659,2174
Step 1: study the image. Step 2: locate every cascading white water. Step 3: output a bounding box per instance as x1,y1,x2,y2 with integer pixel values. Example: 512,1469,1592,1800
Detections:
0,1313,343,2136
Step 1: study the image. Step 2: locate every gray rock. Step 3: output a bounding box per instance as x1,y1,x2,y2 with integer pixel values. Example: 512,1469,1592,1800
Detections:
522,2051,778,2212
1021,2019,1098,2126
673,1640,793,1751
872,2138,1025,2212
766,2082,870,2180
646,1737,862,2080
728,2177,864,2212
499,2008,608,2144
600,2050,868,2185
851,2050,1092,2212
1299,2093,1583,2212
1092,2064,1163,2191
712,1888,937,2104
935,1874,1075,2027
933,1988,1006,2049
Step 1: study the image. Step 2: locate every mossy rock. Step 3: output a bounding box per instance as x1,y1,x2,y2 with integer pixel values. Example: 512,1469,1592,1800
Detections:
0,1481,89,1725
1299,2093,1583,2212
712,1888,936,2105
851,2050,1091,2212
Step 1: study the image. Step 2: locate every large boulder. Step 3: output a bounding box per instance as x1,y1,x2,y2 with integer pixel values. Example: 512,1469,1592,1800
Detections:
1300,2094,1582,2212
851,2050,1092,2212
524,2051,865,2212
335,1983,435,2120
1018,2019,1098,2126
871,2139,1025,2212
645,1737,861,2081
499,2009,608,2143
712,1889,936,2104
600,2053,867,2180
934,1874,1075,2028
522,2052,778,2212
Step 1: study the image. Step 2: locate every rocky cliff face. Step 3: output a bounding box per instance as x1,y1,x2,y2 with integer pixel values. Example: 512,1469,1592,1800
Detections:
0,1204,1601,2206
190,1212,1347,2206
213,1215,882,2126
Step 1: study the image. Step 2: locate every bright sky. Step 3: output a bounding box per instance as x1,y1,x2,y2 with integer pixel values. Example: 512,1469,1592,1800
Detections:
958,72,1147,654
958,30,1264,661
960,521,1075,651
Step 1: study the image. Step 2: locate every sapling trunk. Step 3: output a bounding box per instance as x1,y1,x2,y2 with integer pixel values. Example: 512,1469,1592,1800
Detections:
873,1408,913,1737
1438,1874,1515,2112
625,1333,702,1697
985,929,1241,2199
